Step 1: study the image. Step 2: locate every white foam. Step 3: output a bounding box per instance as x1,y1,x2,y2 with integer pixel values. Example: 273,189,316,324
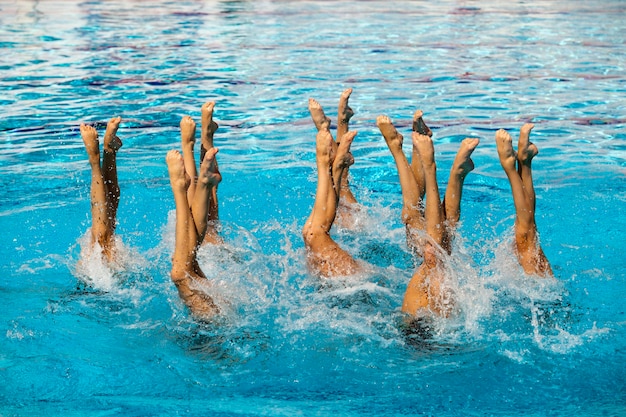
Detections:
72,230,147,298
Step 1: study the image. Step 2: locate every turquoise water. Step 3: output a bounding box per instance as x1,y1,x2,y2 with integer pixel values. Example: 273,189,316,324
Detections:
1,1,625,415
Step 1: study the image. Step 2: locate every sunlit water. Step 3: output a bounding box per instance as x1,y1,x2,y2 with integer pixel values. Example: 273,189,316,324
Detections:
1,1,625,416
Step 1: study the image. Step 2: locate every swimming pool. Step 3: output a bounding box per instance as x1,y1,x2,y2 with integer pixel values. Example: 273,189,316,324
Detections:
1,0,625,415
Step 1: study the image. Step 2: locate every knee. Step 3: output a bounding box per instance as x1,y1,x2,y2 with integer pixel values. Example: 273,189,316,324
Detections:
402,209,423,229
302,223,320,248
301,223,310,241
170,265,188,284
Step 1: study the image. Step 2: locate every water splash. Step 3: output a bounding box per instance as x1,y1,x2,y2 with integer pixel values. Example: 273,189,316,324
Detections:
71,230,147,300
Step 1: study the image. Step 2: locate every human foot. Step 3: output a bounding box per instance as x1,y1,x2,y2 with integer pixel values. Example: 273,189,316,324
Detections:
103,116,122,152
80,123,99,156
517,123,538,166
495,129,517,172
201,101,218,150
338,88,354,126
198,147,222,187
412,110,433,137
412,132,435,168
377,115,404,152
309,98,332,132
166,150,190,191
180,116,196,149
451,138,479,178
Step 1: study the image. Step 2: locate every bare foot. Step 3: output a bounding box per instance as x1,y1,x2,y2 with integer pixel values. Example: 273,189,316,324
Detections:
451,138,480,178
103,116,122,152
338,88,354,126
333,131,356,173
201,102,218,150
198,147,222,187
495,129,517,172
517,123,538,165
412,110,433,137
80,123,100,159
166,150,190,191
377,115,404,152
309,98,332,132
180,116,196,149
412,132,435,168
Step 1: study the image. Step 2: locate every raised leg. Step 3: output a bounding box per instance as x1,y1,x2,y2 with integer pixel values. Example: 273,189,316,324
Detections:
180,116,198,205
81,123,113,259
402,133,453,317
200,102,222,244
191,148,221,245
413,132,444,247
517,123,537,211
410,110,431,202
443,138,479,233
495,129,552,277
166,150,194,279
166,150,218,319
101,117,122,232
332,131,357,209
378,115,426,236
336,89,358,205
302,130,360,277
200,101,219,160
308,99,337,223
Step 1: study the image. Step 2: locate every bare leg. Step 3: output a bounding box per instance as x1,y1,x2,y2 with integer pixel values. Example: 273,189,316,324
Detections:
302,130,360,277
410,110,431,202
332,131,357,208
402,133,451,317
166,150,218,319
101,117,122,235
166,150,194,280
336,89,354,145
180,116,198,205
517,123,536,211
200,102,222,244
336,89,357,205
495,129,553,277
81,123,114,260
308,98,338,220
413,133,444,247
442,138,479,239
200,102,219,160
191,148,221,245
378,115,426,254
310,131,339,234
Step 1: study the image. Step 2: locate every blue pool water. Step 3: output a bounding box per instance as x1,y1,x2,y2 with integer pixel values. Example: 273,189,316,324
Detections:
1,1,625,415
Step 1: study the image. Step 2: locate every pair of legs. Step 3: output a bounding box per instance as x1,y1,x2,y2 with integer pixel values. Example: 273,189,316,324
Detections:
80,117,123,262
495,124,553,277
308,89,359,227
377,112,479,316
166,103,222,319
180,102,221,245
302,128,361,278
